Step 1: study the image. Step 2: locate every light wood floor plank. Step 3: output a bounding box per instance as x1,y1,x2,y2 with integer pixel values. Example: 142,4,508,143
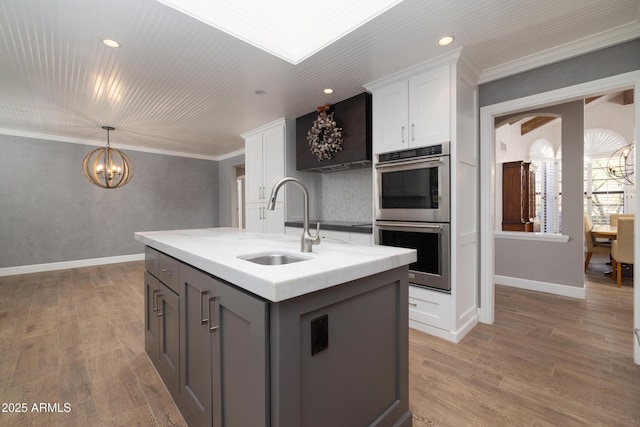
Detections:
0,255,637,426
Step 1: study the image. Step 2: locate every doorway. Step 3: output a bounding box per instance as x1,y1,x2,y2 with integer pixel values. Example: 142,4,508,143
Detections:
232,165,245,228
479,71,640,364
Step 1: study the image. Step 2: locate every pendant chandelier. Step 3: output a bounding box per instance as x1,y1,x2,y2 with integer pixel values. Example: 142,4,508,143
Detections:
606,142,635,185
82,126,133,189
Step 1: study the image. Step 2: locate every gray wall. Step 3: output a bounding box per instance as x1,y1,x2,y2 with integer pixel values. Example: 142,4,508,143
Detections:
480,38,640,107
0,134,218,268
218,153,245,227
480,38,640,288
494,101,584,287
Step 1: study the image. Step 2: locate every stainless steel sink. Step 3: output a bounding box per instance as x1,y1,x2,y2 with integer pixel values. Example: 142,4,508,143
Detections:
238,252,309,265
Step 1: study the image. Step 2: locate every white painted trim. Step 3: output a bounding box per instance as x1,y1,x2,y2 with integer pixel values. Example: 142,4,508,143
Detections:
454,315,479,342
410,314,478,343
216,148,245,161
495,231,570,243
479,69,640,363
409,320,458,343
478,22,640,84
0,254,145,277
0,127,235,161
240,117,285,139
635,82,640,366
495,275,585,300
364,48,462,91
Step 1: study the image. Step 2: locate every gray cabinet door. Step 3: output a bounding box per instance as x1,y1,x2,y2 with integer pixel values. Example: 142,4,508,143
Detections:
179,264,215,427
211,279,268,427
157,284,180,398
144,272,160,365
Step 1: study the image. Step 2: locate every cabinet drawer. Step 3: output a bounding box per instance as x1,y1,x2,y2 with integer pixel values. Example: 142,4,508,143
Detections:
145,247,159,277
408,286,450,330
158,253,180,294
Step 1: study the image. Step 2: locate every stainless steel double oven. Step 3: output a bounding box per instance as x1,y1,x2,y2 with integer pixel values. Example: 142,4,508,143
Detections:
375,143,451,292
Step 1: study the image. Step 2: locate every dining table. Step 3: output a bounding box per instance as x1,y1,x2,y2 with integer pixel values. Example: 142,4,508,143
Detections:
591,224,617,239
591,224,617,277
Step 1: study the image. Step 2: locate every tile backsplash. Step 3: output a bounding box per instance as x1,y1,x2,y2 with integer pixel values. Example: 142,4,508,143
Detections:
317,167,373,223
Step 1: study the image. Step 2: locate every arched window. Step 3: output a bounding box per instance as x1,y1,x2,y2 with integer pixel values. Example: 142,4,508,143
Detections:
529,139,561,233
584,128,630,224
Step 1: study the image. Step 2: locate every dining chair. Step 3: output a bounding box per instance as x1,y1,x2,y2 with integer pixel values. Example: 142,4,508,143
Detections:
584,214,611,271
611,217,634,287
609,213,634,226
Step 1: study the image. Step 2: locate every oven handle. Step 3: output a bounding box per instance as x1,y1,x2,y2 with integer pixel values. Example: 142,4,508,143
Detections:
376,221,443,230
375,157,444,169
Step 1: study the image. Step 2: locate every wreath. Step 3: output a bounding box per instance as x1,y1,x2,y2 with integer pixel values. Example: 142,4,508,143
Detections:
307,105,343,161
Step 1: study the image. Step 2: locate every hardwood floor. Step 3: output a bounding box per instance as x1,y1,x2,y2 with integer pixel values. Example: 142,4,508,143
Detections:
410,253,639,426
0,262,186,426
0,254,637,426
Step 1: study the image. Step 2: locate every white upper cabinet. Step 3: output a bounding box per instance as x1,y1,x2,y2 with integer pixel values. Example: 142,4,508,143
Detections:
242,118,286,233
408,66,450,148
371,65,450,154
373,80,408,154
244,132,265,204
262,124,285,197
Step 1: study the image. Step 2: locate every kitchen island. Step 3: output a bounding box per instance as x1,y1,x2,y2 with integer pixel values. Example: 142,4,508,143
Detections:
135,228,416,427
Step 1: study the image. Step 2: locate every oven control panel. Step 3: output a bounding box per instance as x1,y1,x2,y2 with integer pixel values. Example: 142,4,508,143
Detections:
378,143,447,163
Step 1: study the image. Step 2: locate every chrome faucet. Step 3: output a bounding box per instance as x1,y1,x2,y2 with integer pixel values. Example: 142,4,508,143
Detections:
267,177,321,253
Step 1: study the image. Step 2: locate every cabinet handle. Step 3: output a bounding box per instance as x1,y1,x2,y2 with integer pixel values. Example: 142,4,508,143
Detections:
161,268,174,276
208,295,220,333
401,126,405,143
411,123,415,141
151,289,159,312
200,290,209,324
408,301,417,307
156,293,164,317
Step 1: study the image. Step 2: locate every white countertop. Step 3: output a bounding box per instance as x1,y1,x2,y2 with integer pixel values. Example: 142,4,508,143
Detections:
135,228,416,302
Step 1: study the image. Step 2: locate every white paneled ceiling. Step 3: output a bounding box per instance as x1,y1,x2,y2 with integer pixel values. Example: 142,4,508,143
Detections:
0,0,639,158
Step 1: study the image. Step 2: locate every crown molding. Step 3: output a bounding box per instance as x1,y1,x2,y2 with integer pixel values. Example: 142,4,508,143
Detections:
240,117,286,139
0,127,237,161
364,48,463,91
216,148,245,160
478,22,640,84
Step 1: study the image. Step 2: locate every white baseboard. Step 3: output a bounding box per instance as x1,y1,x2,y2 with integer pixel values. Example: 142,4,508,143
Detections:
494,275,585,299
410,313,478,344
0,253,145,277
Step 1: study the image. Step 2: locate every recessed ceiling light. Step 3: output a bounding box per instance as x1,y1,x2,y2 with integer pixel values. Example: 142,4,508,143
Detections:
438,36,454,46
102,38,120,48
323,88,333,94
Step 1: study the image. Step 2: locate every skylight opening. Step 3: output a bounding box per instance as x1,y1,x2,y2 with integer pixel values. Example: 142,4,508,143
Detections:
154,0,404,64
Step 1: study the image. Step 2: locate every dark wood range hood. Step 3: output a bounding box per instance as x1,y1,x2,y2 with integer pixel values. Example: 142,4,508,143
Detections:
295,92,372,172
